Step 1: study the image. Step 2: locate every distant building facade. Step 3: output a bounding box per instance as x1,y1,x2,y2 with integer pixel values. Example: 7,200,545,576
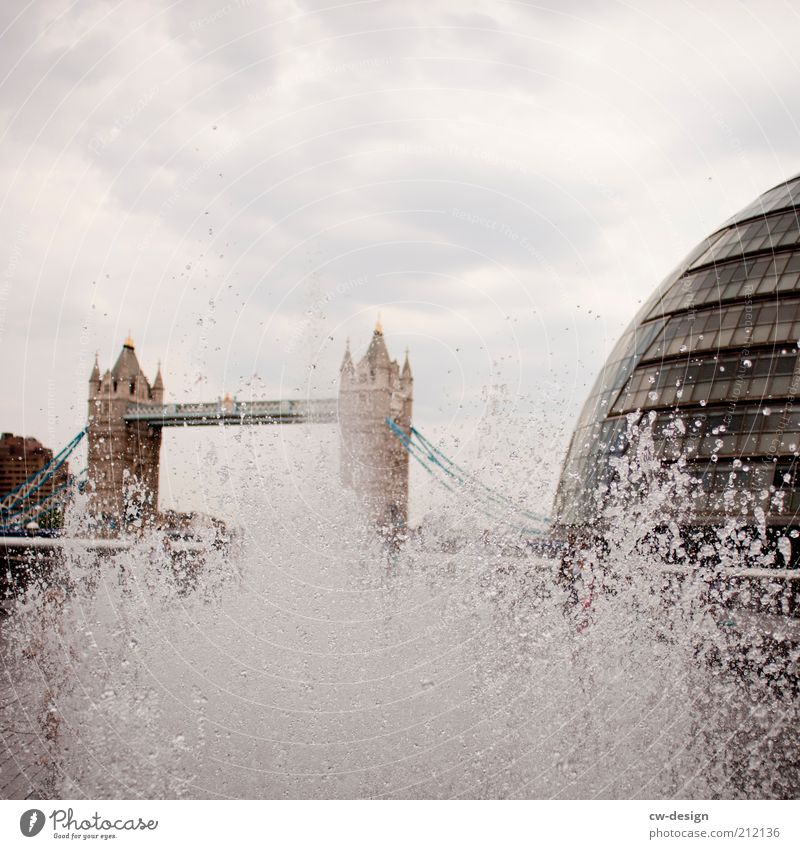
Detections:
339,319,413,537
87,336,164,528
0,433,68,499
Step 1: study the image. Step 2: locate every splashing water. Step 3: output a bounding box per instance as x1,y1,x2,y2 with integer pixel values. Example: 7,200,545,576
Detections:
1,423,797,799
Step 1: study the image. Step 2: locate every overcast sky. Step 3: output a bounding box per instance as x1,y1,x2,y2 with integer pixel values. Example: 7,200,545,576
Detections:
2,0,800,516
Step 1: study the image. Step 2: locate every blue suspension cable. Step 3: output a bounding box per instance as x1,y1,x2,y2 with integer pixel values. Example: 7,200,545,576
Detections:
406,426,550,527
386,418,457,489
410,426,551,525
386,419,549,536
2,479,73,526
1,466,88,531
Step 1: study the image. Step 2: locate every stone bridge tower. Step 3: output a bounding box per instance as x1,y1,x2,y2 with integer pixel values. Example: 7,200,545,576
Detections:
339,318,413,539
87,336,163,531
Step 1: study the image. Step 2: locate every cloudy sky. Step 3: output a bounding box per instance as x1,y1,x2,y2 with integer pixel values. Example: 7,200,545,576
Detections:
2,0,799,516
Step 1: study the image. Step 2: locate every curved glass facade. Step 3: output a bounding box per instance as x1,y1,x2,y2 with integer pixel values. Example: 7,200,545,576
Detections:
556,175,800,529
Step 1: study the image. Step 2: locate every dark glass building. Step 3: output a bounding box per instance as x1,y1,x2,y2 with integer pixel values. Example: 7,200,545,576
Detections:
555,175,800,543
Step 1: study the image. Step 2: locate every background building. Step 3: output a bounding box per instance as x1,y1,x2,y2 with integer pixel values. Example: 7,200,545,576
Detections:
555,174,800,546
0,433,68,500
0,432,70,530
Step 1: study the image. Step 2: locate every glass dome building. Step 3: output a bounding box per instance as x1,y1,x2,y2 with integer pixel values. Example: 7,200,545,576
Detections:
555,175,800,548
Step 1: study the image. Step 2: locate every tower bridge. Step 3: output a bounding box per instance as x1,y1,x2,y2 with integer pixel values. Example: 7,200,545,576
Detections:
4,321,552,542
86,322,412,536
122,397,338,427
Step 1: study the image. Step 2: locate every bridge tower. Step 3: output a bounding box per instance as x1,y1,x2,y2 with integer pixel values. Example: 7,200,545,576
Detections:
339,318,413,539
87,336,163,531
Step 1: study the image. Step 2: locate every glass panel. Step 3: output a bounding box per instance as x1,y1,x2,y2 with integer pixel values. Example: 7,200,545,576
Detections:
702,212,800,265
612,351,797,414
648,250,800,320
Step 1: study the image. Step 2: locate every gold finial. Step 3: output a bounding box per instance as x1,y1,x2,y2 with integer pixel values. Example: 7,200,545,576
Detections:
123,330,134,349
375,312,383,335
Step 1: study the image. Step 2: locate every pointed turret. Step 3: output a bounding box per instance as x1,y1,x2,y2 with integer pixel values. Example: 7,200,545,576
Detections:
88,352,101,399
401,348,412,381
152,361,165,403
100,335,155,402
340,338,354,376
111,334,143,380
362,315,391,372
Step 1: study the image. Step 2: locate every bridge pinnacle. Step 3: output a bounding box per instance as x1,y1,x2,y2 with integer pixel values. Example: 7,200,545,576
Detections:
340,338,354,373
402,348,412,380
123,331,135,350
